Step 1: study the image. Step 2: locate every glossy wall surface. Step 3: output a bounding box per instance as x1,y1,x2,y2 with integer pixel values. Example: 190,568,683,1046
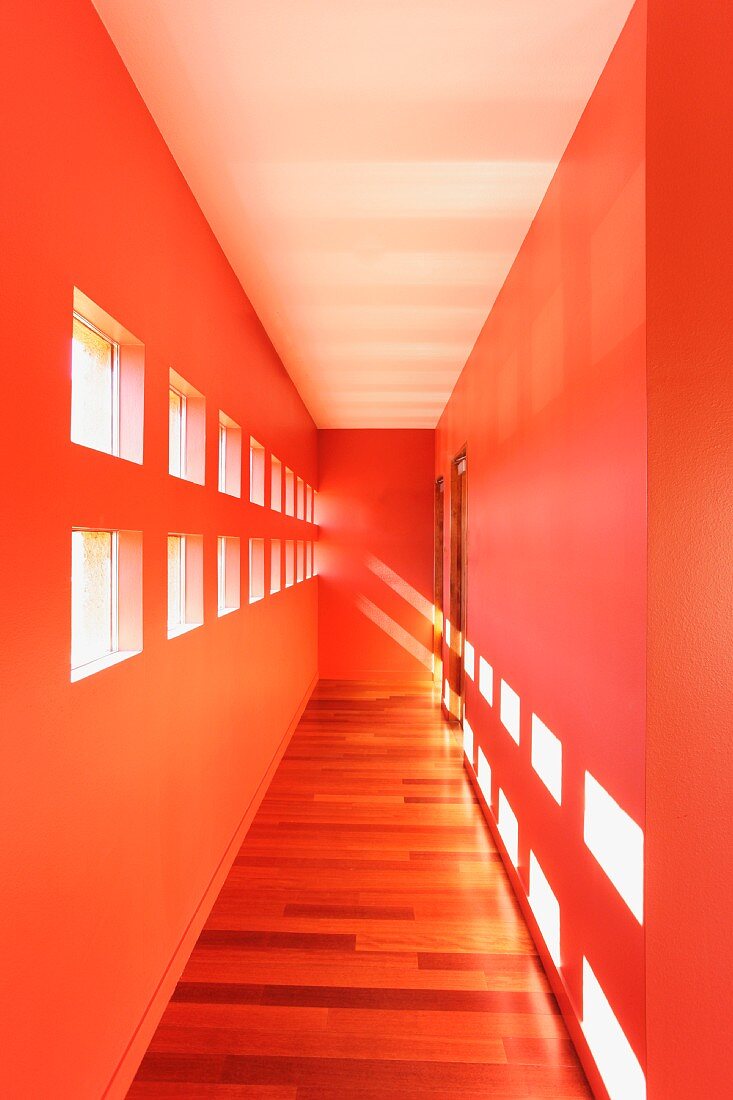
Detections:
318,430,435,681
436,4,646,1095
0,1,317,1096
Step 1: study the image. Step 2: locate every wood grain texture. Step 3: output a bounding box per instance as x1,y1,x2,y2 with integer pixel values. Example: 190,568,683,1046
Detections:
127,681,590,1099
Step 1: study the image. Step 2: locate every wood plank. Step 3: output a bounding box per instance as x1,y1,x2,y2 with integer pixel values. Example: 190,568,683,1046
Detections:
127,681,590,1098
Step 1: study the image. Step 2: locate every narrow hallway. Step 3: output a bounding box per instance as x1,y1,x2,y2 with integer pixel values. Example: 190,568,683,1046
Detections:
128,682,591,1098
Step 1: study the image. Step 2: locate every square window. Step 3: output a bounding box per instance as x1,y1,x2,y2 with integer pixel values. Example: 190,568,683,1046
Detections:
249,538,265,602
71,527,142,680
167,533,204,636
284,467,295,516
71,289,144,463
217,536,240,615
271,456,282,512
285,540,295,588
169,370,205,484
218,413,242,497
270,539,282,594
250,438,265,505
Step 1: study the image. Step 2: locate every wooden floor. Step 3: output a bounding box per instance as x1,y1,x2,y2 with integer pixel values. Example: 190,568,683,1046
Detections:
128,680,591,1099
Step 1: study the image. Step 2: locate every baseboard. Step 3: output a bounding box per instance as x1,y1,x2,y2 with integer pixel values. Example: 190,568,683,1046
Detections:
103,672,318,1099
463,758,611,1100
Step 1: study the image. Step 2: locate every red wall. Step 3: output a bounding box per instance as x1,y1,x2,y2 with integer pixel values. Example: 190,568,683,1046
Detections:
436,4,646,1095
0,2,317,1097
318,430,435,681
645,1,733,1094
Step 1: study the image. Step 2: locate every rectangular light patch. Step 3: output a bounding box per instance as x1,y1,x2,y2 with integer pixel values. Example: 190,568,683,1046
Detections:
529,851,561,966
464,639,475,680
477,747,491,806
582,958,646,1100
531,714,562,804
500,679,520,744
462,718,474,765
479,656,493,705
498,789,519,867
584,772,644,923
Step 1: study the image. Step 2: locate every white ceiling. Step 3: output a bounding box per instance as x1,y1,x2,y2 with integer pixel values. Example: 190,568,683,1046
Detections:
93,0,635,427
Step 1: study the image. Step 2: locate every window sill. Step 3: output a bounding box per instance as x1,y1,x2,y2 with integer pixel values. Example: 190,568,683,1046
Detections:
217,606,239,618
71,649,140,682
167,622,201,640
248,594,264,604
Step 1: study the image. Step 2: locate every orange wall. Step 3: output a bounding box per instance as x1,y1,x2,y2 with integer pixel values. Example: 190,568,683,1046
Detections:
318,430,435,681
0,2,317,1097
645,1,733,1095
436,5,646,1096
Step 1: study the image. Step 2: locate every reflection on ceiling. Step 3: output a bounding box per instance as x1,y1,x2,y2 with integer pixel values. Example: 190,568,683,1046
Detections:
93,1,635,426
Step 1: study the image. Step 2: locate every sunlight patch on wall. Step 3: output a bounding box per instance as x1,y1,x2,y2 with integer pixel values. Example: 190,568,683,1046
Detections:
500,678,520,744
584,772,644,923
498,788,519,867
365,553,433,620
529,851,561,967
464,638,475,680
356,595,433,670
462,718,474,766
478,656,493,705
477,747,491,807
582,958,646,1100
531,714,562,804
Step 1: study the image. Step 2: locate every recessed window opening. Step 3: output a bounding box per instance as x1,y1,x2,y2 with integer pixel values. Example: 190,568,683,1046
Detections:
284,467,295,516
270,539,282,594
167,533,203,636
218,413,242,497
285,540,295,588
218,536,240,615
306,485,313,523
72,529,117,668
71,314,119,455
306,540,313,579
297,477,305,520
71,290,144,463
250,438,266,505
271,456,282,512
249,538,265,602
169,385,186,478
169,370,205,484
297,540,305,582
71,527,142,680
